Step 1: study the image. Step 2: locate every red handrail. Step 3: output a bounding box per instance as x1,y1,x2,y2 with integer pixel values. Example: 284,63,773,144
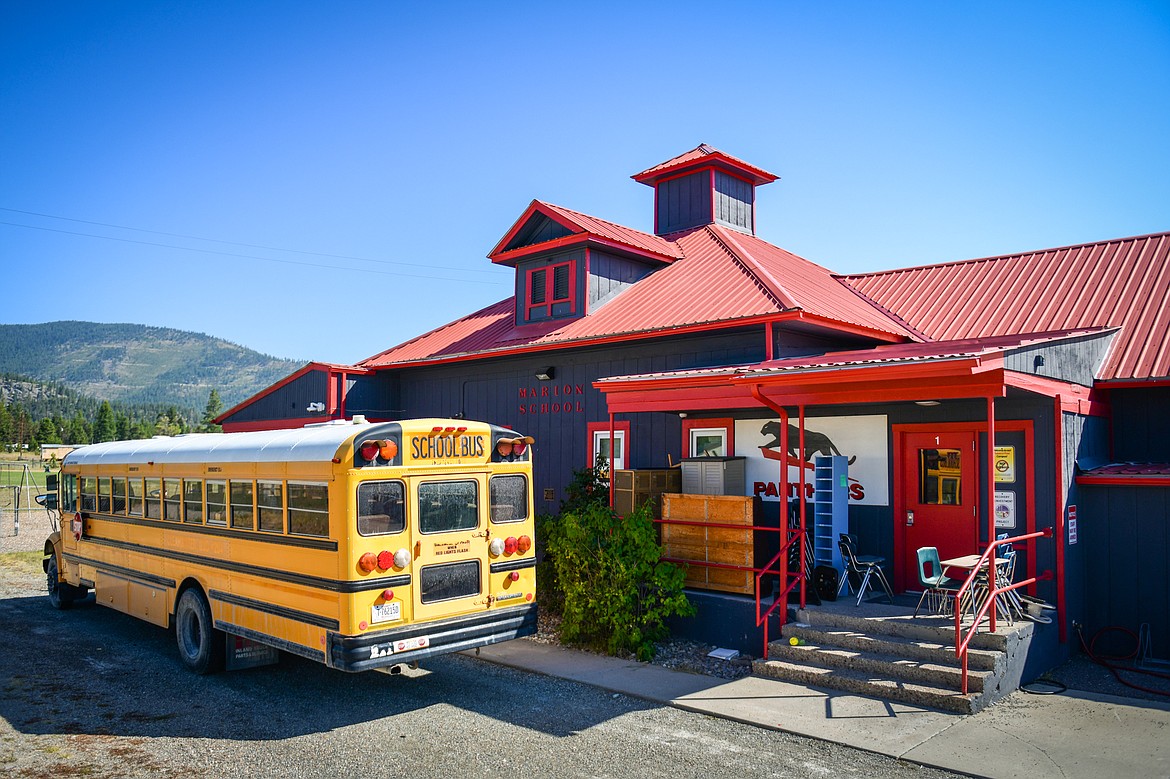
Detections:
756,526,805,659
953,528,1053,694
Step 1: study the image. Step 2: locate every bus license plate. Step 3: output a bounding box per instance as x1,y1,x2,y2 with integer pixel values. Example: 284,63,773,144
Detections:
371,602,401,624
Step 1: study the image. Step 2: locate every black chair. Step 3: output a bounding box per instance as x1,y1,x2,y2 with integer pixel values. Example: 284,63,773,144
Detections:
837,535,894,606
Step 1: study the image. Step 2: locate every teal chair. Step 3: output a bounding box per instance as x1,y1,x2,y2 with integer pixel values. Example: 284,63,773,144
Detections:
914,546,963,617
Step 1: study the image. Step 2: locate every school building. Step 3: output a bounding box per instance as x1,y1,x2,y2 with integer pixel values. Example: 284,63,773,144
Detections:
218,145,1170,702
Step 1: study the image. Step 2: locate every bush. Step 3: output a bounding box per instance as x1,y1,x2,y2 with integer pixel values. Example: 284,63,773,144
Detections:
542,469,692,661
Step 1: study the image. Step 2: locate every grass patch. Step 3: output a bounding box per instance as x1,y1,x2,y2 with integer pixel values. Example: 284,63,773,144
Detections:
0,551,45,577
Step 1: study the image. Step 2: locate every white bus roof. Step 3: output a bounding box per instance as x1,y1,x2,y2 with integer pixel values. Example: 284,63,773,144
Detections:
65,421,374,466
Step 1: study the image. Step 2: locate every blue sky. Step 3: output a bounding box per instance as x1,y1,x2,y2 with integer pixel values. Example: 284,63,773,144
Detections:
3,2,1168,366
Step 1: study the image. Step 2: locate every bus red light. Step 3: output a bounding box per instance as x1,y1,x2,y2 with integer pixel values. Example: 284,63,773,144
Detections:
496,440,513,457
359,442,380,461
517,535,532,553
512,440,527,456
381,589,394,601
504,536,518,555
509,571,520,582
377,550,393,571
358,552,378,573
378,439,398,460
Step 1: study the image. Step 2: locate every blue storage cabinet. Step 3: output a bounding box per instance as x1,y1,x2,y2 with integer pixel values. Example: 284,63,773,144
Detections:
813,455,849,571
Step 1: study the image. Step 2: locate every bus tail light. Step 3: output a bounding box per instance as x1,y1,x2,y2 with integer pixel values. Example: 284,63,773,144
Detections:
393,548,411,568
489,537,505,557
378,439,398,460
377,550,394,571
504,536,518,555
509,571,520,582
381,589,394,601
517,535,532,554
358,552,378,573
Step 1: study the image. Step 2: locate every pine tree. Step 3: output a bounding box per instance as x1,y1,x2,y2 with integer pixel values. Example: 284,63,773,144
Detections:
201,389,223,433
94,401,117,442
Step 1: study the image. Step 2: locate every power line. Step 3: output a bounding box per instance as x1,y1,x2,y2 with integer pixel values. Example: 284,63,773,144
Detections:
0,219,508,285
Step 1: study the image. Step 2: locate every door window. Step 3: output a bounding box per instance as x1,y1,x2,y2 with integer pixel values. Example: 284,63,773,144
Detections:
918,448,963,505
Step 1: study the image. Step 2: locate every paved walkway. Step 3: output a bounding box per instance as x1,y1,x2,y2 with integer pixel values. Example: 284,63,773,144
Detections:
475,640,1170,779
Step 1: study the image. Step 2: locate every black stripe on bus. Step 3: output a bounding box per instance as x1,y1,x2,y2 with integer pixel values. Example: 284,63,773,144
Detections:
215,622,326,664
82,511,338,552
209,589,340,631
489,557,537,574
80,536,412,593
62,553,177,590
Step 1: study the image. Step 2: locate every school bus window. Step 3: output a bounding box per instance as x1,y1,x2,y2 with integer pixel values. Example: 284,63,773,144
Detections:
357,481,405,536
183,479,204,524
98,477,112,513
128,478,144,517
419,480,478,534
80,477,97,512
144,478,162,519
230,481,255,530
112,478,127,514
163,479,182,521
489,474,528,524
61,473,77,513
206,480,227,526
257,481,284,533
288,482,328,537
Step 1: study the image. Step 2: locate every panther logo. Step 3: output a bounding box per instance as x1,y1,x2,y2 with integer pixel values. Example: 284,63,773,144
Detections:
760,421,856,465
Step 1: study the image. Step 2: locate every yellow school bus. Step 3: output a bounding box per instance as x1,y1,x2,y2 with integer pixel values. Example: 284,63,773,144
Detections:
42,417,537,674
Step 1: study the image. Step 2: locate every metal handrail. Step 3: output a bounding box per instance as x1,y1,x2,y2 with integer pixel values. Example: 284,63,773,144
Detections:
952,528,1053,694
756,527,805,659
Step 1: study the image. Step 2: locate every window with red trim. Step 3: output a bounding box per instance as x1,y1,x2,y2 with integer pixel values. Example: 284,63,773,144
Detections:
525,260,575,320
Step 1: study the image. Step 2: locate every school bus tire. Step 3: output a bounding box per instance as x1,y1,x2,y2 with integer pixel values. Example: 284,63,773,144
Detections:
175,586,225,675
45,552,76,611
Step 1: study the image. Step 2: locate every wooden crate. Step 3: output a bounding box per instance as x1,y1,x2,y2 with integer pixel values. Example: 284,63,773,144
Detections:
660,493,757,595
613,468,681,518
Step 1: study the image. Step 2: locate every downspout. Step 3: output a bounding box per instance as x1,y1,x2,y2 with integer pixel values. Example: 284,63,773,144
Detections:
609,411,616,509
798,404,807,610
1054,394,1067,643
750,385,798,604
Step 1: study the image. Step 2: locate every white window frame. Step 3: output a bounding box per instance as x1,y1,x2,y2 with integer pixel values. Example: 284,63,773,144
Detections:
592,429,626,472
689,427,727,457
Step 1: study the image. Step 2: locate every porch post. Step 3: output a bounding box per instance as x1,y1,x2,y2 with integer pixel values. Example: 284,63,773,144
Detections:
798,404,807,609
1054,395,1067,643
987,395,997,632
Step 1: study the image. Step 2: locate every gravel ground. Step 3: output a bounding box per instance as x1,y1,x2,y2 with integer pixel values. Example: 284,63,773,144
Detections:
0,552,965,779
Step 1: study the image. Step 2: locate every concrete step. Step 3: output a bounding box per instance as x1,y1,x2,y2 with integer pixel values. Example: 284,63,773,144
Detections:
793,604,1030,654
780,622,1003,673
752,656,982,715
764,638,994,693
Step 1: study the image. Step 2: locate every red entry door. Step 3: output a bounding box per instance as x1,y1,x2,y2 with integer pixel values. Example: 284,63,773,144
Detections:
901,431,977,586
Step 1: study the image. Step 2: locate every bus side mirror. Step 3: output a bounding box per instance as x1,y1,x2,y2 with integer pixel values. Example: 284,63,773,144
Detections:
36,493,58,509
46,474,58,492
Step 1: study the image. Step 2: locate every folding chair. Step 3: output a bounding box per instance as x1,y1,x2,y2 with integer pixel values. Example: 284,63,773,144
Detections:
837,536,894,606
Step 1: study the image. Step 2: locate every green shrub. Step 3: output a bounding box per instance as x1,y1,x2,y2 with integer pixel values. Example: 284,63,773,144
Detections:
543,486,693,661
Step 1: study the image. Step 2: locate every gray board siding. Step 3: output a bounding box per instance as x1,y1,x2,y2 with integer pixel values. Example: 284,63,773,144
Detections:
1004,331,1115,387
588,251,657,311
656,171,712,235
714,171,753,233
222,369,328,425
506,214,571,251
1110,386,1170,461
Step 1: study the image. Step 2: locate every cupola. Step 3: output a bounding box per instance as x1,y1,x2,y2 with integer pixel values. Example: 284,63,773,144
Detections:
632,144,778,237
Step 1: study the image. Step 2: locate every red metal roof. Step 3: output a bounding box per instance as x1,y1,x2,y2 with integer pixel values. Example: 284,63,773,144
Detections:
488,200,683,265
841,232,1170,381
360,224,910,368
632,144,779,186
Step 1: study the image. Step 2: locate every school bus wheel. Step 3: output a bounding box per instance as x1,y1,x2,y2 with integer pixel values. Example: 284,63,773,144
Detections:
45,553,76,611
174,587,225,675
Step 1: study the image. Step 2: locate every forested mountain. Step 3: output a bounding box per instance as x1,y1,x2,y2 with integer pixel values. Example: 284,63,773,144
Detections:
0,322,301,413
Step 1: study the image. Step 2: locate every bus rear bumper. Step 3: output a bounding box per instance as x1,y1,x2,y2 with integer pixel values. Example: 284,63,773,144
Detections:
327,603,538,672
